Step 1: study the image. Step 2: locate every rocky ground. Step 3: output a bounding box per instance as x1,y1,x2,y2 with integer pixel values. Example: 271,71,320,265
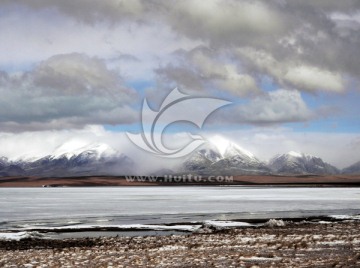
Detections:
1,221,360,267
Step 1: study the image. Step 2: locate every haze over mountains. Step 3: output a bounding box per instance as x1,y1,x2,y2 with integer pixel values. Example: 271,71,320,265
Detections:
0,137,359,177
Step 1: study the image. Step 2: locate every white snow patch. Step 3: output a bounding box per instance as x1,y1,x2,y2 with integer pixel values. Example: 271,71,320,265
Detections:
18,224,202,232
53,139,90,159
330,214,360,220
240,256,282,262
288,151,303,158
53,142,116,160
158,245,187,251
209,135,255,159
318,241,347,245
263,219,286,227
317,221,332,224
204,220,253,229
67,221,82,224
0,231,47,241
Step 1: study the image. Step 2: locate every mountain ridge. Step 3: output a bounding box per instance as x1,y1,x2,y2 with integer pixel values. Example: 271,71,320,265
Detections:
268,151,339,175
0,142,134,177
0,138,359,176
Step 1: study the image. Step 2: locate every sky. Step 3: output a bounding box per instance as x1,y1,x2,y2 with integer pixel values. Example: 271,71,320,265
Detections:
0,0,359,169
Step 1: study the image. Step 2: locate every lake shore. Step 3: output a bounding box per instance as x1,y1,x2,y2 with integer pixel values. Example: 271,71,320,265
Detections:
1,220,360,267
1,174,360,187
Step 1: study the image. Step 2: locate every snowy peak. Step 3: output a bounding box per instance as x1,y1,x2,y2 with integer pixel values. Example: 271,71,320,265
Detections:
182,136,269,175
53,142,118,160
0,141,134,177
287,151,303,158
182,143,219,173
223,143,255,160
208,136,231,156
272,151,313,161
193,138,225,163
208,136,255,159
269,151,339,175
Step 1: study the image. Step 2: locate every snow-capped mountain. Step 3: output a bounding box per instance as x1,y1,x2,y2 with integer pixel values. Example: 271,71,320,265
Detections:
0,142,134,177
269,151,339,175
342,161,360,174
0,157,8,169
182,142,221,173
0,156,25,176
0,137,353,177
52,141,117,160
181,136,270,175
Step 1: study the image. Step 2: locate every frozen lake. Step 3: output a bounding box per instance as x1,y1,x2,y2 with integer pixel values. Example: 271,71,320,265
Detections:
1,186,360,231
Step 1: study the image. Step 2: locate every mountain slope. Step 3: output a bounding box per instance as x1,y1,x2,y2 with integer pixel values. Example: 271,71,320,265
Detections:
182,143,222,173
269,151,339,175
181,137,270,175
0,142,134,177
342,161,360,174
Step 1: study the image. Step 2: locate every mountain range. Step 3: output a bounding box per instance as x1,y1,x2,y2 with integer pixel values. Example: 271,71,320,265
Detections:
0,143,134,177
0,137,359,176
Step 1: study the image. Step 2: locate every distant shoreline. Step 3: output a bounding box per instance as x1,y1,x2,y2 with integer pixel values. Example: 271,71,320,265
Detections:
0,174,360,187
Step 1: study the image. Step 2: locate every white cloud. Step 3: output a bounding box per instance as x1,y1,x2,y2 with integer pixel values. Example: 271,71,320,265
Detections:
3,0,145,23
237,47,345,93
166,0,284,45
33,53,127,95
284,65,344,92
157,48,260,96
0,7,201,81
212,89,314,125
192,50,259,96
0,0,358,140
0,53,138,131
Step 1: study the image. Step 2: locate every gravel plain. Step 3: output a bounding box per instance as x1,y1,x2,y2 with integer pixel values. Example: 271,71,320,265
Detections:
1,221,360,268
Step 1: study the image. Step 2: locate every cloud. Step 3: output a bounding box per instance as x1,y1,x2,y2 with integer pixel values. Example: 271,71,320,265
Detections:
284,65,344,93
285,0,360,12
156,47,260,96
240,90,314,123
217,89,314,124
33,53,129,95
2,0,360,93
237,48,345,93
163,0,284,46
0,0,359,136
3,0,145,23
0,53,138,131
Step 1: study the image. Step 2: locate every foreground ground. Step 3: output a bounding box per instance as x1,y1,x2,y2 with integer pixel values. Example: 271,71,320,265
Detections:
1,221,360,267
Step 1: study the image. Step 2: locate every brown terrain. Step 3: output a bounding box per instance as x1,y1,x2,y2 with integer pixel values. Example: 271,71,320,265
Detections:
1,221,360,267
0,175,360,187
